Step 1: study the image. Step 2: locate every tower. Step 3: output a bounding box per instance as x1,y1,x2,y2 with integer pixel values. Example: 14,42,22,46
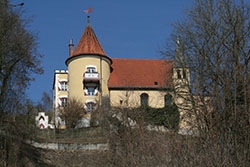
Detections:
65,16,112,114
173,37,190,91
173,37,192,131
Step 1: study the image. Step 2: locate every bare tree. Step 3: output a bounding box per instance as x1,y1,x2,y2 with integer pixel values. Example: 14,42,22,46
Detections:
0,1,44,166
40,91,53,112
60,98,85,129
0,0,43,114
162,0,249,166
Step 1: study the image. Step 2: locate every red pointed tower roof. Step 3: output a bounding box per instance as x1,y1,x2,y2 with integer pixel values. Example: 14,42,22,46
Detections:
66,16,112,65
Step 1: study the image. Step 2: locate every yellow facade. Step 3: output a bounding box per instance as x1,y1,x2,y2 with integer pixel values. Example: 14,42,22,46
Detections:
53,62,197,131
172,68,190,91
110,90,173,108
51,16,203,131
57,73,68,97
67,56,111,103
53,70,69,110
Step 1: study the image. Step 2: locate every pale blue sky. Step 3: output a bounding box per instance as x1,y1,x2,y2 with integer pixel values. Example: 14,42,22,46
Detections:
13,0,196,103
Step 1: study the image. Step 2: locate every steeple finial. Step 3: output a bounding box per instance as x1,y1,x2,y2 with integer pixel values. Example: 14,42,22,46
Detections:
83,7,92,27
174,36,187,68
87,15,91,27
177,36,180,46
176,36,181,54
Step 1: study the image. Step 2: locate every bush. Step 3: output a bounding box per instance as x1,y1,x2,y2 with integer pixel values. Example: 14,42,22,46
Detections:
145,105,179,129
60,99,85,129
127,104,179,130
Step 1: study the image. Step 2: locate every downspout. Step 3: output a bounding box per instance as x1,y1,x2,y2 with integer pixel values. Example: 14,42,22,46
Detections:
100,57,103,105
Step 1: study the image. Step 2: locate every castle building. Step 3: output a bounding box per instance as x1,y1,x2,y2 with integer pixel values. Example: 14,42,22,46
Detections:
53,16,190,128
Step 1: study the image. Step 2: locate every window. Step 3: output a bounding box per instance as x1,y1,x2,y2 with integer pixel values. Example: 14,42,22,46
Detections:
84,86,98,96
141,93,149,106
177,70,181,79
86,102,95,112
39,116,44,121
61,98,68,107
164,94,172,106
87,87,95,96
86,66,96,73
61,81,68,91
183,70,186,79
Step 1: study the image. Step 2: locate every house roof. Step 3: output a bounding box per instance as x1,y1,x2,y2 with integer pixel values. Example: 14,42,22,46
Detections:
71,16,110,60
109,58,174,88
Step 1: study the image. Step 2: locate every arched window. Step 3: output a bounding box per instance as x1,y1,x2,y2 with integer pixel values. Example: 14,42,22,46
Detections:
141,93,149,106
164,94,172,106
177,70,181,79
84,100,97,112
86,102,95,111
183,70,186,79
86,66,97,73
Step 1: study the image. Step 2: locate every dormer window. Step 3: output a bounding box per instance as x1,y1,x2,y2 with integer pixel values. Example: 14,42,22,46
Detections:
86,66,97,73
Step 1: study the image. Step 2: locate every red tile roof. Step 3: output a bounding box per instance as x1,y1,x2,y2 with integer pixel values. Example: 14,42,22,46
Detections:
109,58,174,88
72,22,109,59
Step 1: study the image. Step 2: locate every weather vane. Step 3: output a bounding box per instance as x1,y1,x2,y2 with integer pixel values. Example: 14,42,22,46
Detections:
84,7,92,15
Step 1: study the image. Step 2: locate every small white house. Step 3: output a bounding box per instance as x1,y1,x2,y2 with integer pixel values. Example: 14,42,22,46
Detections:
35,112,49,129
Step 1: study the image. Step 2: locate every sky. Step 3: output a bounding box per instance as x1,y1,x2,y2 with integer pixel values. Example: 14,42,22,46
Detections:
10,0,196,103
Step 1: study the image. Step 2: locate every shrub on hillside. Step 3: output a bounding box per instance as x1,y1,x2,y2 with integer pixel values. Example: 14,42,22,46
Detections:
60,99,85,129
127,104,179,130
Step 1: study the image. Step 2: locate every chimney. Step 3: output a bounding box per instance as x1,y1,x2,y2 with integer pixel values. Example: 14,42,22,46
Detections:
69,38,74,57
